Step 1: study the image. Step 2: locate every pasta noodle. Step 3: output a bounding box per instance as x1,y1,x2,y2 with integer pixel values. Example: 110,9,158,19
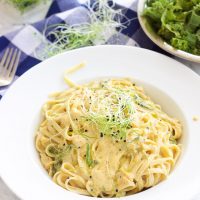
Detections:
35,77,181,197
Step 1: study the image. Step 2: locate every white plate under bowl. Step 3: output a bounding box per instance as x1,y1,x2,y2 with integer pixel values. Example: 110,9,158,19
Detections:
137,0,200,64
0,45,200,200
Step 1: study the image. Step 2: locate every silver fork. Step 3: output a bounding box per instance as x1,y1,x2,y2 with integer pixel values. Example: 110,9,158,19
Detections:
0,48,21,87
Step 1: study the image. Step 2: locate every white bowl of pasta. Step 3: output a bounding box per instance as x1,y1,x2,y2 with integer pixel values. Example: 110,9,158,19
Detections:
0,45,200,200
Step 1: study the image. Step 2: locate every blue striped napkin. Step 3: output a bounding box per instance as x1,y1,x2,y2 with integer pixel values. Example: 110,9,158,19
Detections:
0,0,166,99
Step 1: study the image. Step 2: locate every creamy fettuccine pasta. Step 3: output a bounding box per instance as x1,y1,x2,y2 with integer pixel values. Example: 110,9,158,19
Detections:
36,78,181,197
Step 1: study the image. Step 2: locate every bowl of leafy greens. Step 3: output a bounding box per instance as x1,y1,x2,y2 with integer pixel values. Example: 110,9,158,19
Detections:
138,0,200,63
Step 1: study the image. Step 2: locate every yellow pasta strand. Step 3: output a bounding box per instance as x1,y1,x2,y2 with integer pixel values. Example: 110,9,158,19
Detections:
35,78,182,197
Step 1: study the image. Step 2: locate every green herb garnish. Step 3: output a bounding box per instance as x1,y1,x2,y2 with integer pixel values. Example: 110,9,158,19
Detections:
51,159,62,176
86,143,97,167
46,144,73,175
143,0,200,55
85,88,135,140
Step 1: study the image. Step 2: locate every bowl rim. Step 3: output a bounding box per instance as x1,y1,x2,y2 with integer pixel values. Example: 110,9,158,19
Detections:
137,0,200,64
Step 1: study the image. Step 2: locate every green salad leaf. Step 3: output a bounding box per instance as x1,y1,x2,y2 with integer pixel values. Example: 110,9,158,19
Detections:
143,0,200,55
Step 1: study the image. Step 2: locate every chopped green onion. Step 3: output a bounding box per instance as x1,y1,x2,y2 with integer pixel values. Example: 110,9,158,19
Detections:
86,143,95,167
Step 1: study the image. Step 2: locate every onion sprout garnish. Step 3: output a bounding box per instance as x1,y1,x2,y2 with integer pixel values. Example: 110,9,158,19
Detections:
78,81,138,140
36,0,131,60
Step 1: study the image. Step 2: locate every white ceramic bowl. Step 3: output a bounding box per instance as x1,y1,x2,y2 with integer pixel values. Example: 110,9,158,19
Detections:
0,45,200,200
137,0,200,63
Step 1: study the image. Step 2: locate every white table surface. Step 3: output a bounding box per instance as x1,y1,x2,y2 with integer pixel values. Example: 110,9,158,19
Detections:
0,0,200,199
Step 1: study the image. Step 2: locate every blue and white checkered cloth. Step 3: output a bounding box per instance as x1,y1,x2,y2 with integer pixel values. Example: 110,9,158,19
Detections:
0,0,195,100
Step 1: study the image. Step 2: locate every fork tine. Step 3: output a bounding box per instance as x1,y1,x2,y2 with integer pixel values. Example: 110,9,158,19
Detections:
9,50,21,80
0,48,10,74
1,48,13,76
5,49,18,78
